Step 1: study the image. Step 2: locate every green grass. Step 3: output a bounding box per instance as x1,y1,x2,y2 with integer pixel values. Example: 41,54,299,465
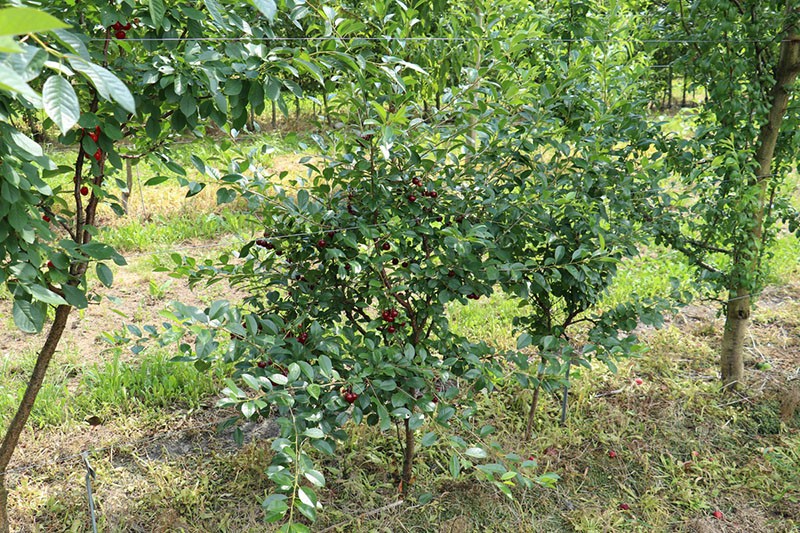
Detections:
100,209,255,252
0,349,224,429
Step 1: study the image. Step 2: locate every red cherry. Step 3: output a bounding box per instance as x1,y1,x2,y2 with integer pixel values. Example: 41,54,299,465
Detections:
448,269,455,277
401,261,408,268
257,361,267,368
327,231,335,239
430,190,438,198
412,177,421,186
47,261,55,269
526,455,535,461
42,215,51,223
95,126,101,134
123,23,132,30
618,503,631,511
275,250,283,256
381,242,391,251
88,131,99,142
256,239,269,247
80,186,89,196
712,510,723,520
634,378,643,385
343,391,358,404
431,395,439,404
297,332,309,344
317,239,327,249
115,30,126,39
408,194,416,203
387,325,396,334
608,450,617,458
94,149,103,161
112,21,123,31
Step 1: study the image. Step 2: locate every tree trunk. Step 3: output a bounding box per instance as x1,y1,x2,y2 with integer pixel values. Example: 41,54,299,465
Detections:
0,305,72,532
720,25,800,389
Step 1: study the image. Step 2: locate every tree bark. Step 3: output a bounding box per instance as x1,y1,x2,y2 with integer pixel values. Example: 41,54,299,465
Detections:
720,25,800,389
0,305,72,532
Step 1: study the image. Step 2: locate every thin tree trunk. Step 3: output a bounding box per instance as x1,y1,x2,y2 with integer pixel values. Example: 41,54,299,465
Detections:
400,418,415,496
0,305,72,532
121,158,133,214
271,101,276,129
524,358,546,441
720,23,800,389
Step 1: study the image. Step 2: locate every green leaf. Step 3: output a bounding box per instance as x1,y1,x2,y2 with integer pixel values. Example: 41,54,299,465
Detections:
150,0,166,29
0,7,68,37
449,453,461,478
307,383,321,400
12,299,44,333
318,355,332,378
262,494,289,523
303,428,325,439
516,332,532,350
0,64,40,103
465,447,488,459
251,0,277,21
96,263,113,287
27,284,67,306
68,56,135,114
304,469,325,488
61,285,88,309
42,76,79,134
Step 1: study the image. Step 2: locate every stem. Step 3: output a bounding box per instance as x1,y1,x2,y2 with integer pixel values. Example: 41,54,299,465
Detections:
0,305,72,533
524,357,546,441
401,417,415,497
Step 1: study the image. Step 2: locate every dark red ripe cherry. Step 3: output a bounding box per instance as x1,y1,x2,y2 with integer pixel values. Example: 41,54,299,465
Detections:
115,30,126,39
42,215,51,223
47,261,54,269
80,186,89,196
344,263,351,271
327,231,335,239
94,149,102,161
275,250,283,256
412,177,421,186
448,270,455,277
88,131,99,142
95,126,101,134
430,190,438,198
317,239,327,249
408,194,416,203
387,325,396,334
391,258,399,265
256,238,269,247
401,261,409,268
432,395,439,404
123,22,132,30
381,242,391,251
297,332,309,344
257,361,268,368
112,22,123,31
345,392,358,404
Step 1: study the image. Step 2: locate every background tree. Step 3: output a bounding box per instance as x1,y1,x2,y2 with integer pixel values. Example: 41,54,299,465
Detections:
644,0,800,389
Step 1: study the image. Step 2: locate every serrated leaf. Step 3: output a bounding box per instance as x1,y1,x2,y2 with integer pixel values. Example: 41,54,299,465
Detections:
150,0,166,29
12,299,44,333
42,76,79,134
251,0,277,21
465,447,488,459
304,469,325,487
0,7,68,37
96,263,113,287
68,56,135,114
27,284,67,306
